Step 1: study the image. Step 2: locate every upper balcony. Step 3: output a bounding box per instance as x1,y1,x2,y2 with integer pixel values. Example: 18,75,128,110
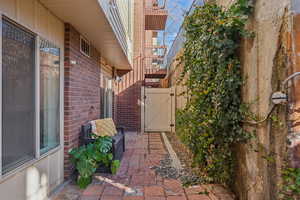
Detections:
41,0,132,72
145,0,168,30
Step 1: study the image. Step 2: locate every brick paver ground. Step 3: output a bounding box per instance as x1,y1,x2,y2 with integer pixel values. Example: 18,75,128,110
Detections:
52,132,234,200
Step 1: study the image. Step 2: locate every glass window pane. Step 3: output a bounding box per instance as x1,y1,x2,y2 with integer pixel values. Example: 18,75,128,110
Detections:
40,39,60,154
2,19,36,173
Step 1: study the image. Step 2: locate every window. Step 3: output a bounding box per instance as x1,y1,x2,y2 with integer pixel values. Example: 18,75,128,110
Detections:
152,32,158,46
80,36,90,57
2,19,36,173
40,39,60,154
152,48,158,55
1,18,62,174
152,58,163,66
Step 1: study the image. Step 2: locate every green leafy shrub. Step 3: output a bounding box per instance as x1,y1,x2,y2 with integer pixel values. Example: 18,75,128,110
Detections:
176,0,253,186
69,136,120,189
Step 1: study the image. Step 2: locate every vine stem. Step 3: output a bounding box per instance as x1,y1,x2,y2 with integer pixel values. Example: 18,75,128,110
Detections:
243,104,277,125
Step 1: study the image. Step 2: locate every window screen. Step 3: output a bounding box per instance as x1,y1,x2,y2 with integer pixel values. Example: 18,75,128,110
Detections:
2,19,36,173
40,39,60,154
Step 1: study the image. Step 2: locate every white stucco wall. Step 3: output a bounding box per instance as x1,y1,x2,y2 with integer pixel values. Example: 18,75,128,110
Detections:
0,0,64,199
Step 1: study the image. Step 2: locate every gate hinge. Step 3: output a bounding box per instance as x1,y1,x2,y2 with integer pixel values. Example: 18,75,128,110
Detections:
170,93,175,96
170,124,175,127
144,95,147,99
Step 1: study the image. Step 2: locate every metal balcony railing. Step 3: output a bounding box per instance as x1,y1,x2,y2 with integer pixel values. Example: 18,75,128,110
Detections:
146,45,167,56
145,43,167,68
98,0,129,57
152,0,166,9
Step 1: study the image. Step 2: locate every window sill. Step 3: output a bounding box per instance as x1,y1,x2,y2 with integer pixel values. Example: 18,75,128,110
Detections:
0,145,62,184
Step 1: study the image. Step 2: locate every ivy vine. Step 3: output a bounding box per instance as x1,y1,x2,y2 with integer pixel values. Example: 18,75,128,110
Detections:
279,167,300,200
176,0,253,185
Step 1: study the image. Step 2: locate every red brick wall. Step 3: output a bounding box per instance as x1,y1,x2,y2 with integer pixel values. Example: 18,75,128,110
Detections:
116,0,145,132
64,23,101,178
117,81,143,131
116,0,166,131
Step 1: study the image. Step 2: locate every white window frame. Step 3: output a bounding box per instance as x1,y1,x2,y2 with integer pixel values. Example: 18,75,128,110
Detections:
0,15,64,179
0,14,3,178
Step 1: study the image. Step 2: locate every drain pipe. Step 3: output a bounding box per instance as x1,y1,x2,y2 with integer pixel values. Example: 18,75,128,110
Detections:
271,72,300,105
281,72,300,91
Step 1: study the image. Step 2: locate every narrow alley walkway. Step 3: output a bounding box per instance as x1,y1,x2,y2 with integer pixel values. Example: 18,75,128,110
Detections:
53,132,234,200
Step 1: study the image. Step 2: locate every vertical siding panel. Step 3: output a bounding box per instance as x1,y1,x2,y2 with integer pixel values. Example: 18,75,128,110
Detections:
0,0,64,48
48,11,64,46
48,13,56,45
15,0,19,20
0,0,16,19
18,0,35,30
36,2,48,39
34,0,38,30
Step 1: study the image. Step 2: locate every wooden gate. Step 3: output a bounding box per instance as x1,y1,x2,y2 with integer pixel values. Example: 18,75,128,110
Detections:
141,87,175,132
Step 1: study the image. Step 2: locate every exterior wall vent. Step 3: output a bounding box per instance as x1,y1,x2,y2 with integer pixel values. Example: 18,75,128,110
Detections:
80,35,90,57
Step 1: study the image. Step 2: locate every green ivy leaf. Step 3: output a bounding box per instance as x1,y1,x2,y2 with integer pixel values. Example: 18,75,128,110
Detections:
69,135,114,188
77,176,92,189
111,160,121,175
